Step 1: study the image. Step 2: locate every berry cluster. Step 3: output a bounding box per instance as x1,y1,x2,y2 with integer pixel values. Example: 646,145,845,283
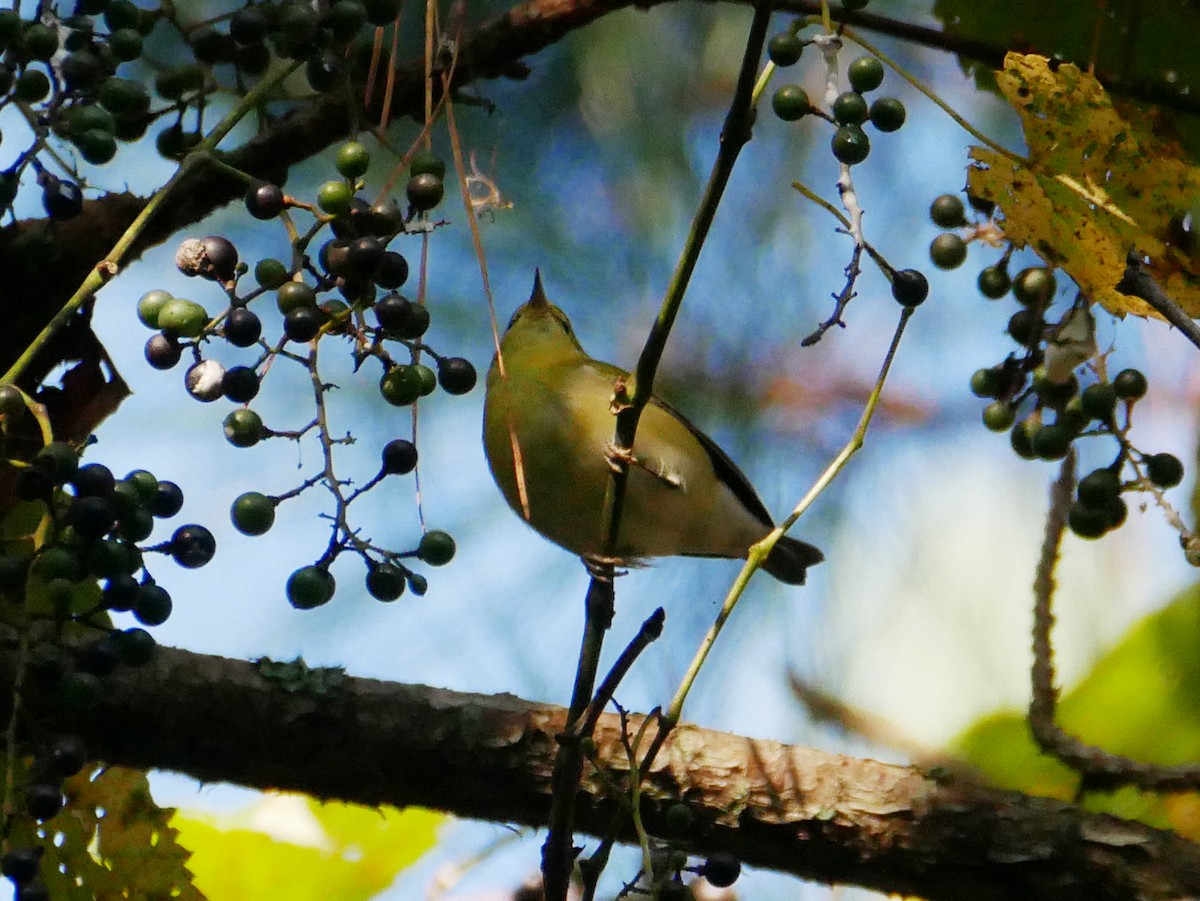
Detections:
135,142,468,608
0,741,90,899
940,189,1186,540
0,405,212,893
1,431,211,641
768,22,906,167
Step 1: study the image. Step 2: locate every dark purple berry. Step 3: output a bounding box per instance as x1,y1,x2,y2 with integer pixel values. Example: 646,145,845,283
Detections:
225,307,262,347
381,439,418,474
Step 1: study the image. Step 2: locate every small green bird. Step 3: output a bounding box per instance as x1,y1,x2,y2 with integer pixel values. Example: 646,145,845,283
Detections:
482,273,823,585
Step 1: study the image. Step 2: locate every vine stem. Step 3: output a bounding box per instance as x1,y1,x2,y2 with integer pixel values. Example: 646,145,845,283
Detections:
663,306,913,724
0,60,302,389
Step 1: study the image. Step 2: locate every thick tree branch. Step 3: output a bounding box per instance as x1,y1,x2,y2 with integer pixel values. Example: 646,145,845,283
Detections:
2,642,1198,901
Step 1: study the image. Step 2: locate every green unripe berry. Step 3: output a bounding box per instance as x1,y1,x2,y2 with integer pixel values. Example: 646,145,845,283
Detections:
409,150,447,180
1068,502,1108,539
1007,309,1043,347
156,298,208,338
970,368,1002,398
1031,369,1078,407
832,91,868,125
1031,423,1072,460
380,365,424,407
255,258,290,289
317,180,355,216
831,124,870,165
929,194,966,228
231,492,276,535
664,802,693,837
977,265,1011,299
366,562,406,601
15,69,52,103
868,97,905,132
287,566,335,609
847,56,884,92
1081,383,1117,421
417,530,456,566
277,281,318,314
1010,419,1037,459
223,409,264,448
767,32,803,67
1077,468,1120,507
1012,267,1056,307
336,141,370,179
137,290,173,329
982,401,1014,432
771,84,810,121
413,363,437,397
929,233,967,269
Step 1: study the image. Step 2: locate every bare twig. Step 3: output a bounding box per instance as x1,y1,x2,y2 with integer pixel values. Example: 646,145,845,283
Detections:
1116,252,1200,353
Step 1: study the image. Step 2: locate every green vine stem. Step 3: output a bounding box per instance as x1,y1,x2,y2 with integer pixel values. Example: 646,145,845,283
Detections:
0,60,302,389
666,306,914,725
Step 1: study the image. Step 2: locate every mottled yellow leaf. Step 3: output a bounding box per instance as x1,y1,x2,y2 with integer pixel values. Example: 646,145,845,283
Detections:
967,53,1200,317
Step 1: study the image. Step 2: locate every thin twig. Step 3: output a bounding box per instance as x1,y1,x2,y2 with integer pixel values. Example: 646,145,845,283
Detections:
1116,252,1200,353
541,5,775,899
1030,451,1200,792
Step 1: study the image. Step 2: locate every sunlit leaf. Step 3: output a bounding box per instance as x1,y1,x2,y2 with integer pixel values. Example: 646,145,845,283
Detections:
953,583,1200,836
173,795,443,900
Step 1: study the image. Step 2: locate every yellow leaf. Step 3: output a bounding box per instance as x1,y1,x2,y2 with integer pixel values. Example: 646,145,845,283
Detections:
173,795,443,901
968,53,1200,317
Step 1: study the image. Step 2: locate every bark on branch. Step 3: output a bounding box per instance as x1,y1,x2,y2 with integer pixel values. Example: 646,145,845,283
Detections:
2,642,1198,901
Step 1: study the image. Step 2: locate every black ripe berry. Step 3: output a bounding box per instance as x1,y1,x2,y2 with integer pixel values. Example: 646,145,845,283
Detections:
437,357,477,395
245,181,285,220
366,563,406,601
891,269,929,307
1112,368,1147,400
24,784,63,822
151,480,185,518
700,852,741,888
381,439,418,475
145,334,182,370
1,846,42,884
225,307,263,347
375,251,409,288
222,366,261,403
169,524,216,568
1146,453,1184,488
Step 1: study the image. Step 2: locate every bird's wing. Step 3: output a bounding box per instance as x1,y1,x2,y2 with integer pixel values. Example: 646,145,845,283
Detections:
645,394,775,528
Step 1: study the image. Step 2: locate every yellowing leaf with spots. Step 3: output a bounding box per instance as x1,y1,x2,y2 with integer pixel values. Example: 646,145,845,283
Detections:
968,53,1200,317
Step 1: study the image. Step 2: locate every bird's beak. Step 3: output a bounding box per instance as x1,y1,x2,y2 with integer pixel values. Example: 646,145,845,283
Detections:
529,269,549,308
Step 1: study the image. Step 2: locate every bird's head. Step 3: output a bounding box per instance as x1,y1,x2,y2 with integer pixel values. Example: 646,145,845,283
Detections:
499,270,586,365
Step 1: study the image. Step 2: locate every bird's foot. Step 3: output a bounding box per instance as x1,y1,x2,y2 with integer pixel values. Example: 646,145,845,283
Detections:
581,555,628,580
604,442,637,474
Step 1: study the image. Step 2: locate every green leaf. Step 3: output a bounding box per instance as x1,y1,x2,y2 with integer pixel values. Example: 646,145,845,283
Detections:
173,796,443,900
953,583,1200,835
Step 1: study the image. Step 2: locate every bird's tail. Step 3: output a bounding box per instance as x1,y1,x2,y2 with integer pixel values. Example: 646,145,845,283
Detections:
763,536,824,585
